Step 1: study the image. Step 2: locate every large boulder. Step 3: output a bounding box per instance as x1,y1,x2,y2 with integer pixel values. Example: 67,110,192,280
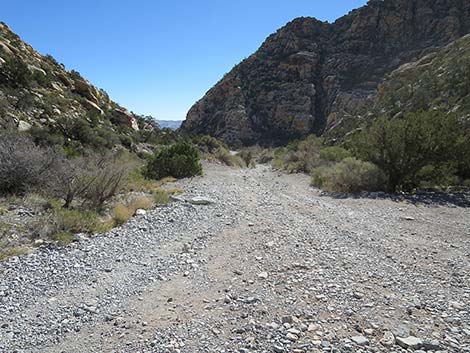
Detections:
82,99,104,116
112,108,139,131
73,79,99,104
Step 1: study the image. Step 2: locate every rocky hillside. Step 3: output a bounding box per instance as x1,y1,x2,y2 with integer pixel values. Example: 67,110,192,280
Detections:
182,0,470,146
329,32,470,139
0,22,164,152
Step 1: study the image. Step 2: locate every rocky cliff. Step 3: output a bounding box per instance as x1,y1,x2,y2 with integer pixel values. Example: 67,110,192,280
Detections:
0,22,161,151
182,0,470,146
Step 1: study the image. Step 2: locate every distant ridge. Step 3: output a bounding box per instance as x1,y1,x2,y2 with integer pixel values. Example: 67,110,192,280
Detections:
157,120,183,130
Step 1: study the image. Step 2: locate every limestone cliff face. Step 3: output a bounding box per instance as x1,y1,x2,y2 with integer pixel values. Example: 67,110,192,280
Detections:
182,0,470,146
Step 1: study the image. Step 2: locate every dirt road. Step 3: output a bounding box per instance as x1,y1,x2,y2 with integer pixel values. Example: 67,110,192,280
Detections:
1,163,469,352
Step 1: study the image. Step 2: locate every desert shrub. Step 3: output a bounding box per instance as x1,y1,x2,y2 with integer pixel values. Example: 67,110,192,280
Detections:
51,208,103,234
0,244,29,261
144,142,202,180
129,195,154,210
239,150,254,168
273,135,324,173
214,147,245,167
0,132,59,195
193,135,228,154
33,207,110,244
29,126,64,147
416,164,460,189
65,118,120,150
31,70,50,87
256,149,275,164
350,111,465,192
111,204,134,226
111,196,154,226
45,151,136,209
81,152,135,209
319,146,352,163
311,158,385,193
153,189,172,205
0,57,31,88
127,169,162,192
45,156,94,208
15,92,36,110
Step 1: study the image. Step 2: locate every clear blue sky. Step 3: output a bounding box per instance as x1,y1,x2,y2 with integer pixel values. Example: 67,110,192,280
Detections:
3,1,367,120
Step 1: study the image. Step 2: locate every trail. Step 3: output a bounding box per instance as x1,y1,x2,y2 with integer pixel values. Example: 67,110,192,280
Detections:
1,163,469,352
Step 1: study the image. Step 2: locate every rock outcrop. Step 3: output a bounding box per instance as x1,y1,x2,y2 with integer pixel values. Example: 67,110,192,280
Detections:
182,0,470,145
0,22,148,145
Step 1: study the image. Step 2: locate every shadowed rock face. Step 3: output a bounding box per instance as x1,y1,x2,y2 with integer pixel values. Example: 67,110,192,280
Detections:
182,0,470,146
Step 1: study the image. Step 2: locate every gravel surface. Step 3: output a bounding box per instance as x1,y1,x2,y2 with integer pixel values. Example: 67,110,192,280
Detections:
0,163,469,353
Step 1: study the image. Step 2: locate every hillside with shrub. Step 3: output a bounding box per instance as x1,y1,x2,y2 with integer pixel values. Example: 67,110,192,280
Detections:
0,22,177,154
0,23,207,259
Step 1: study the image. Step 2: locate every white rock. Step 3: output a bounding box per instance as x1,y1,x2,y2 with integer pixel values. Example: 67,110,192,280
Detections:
258,271,268,279
189,196,214,205
396,336,423,349
380,331,395,347
17,120,32,131
351,336,369,346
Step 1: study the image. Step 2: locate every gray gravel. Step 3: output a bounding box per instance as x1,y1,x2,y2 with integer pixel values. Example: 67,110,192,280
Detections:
0,163,469,352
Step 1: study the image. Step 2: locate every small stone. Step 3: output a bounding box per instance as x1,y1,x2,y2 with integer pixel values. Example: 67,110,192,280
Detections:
287,328,301,335
258,271,268,279
286,332,299,341
450,301,464,310
396,336,423,350
273,345,285,353
422,340,441,351
244,297,259,304
351,336,369,346
266,322,279,330
189,196,214,205
353,292,364,299
135,209,147,216
380,331,395,347
308,323,319,332
281,315,293,324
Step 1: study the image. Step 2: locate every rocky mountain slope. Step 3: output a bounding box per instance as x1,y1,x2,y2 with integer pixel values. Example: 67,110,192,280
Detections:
0,22,161,151
182,0,470,146
330,32,470,139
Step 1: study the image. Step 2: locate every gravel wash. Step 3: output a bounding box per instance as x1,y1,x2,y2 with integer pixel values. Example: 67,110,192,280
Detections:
0,163,469,353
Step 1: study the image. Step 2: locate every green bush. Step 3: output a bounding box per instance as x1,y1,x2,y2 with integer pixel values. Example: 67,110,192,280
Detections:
350,111,465,192
214,147,245,167
239,150,254,167
0,57,31,88
272,135,324,173
144,142,202,180
34,207,109,245
311,157,385,193
193,135,228,154
319,146,351,162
